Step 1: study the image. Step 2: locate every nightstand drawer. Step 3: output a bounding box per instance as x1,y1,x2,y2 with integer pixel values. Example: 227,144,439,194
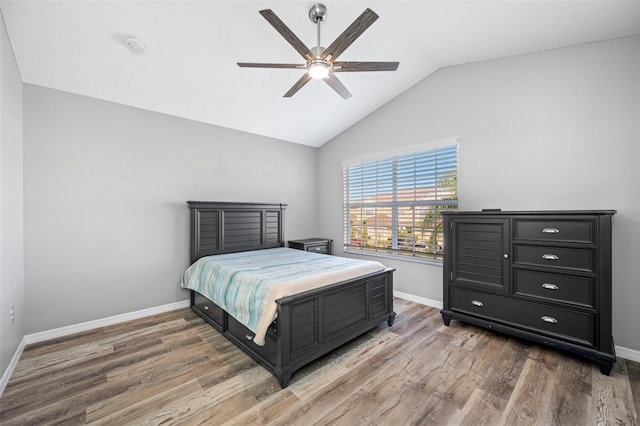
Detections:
306,244,328,254
451,287,593,346
514,219,594,243
514,269,594,307
288,238,332,255
514,245,593,272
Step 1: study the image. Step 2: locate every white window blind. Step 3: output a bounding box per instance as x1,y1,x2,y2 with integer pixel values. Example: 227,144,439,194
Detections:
343,142,458,260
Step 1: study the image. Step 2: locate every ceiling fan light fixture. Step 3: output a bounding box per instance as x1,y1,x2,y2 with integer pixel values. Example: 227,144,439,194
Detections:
238,5,398,99
308,62,330,79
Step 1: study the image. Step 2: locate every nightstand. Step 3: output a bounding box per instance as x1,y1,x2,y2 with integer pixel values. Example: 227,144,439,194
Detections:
288,238,333,255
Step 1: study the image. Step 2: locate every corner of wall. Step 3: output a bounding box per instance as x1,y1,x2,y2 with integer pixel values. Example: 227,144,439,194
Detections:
0,6,25,384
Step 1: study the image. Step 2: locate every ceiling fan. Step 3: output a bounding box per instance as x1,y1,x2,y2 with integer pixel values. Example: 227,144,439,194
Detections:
237,3,399,99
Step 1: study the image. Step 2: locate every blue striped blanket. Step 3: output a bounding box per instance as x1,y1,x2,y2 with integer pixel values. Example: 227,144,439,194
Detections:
181,247,385,345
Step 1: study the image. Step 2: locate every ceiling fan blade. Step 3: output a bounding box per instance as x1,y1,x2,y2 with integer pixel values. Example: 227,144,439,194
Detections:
322,8,378,61
259,9,314,60
324,74,353,99
284,73,312,97
238,63,304,69
333,61,399,72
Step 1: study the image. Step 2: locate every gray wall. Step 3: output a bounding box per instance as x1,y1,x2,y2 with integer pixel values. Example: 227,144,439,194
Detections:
23,86,317,333
318,36,640,351
0,11,24,375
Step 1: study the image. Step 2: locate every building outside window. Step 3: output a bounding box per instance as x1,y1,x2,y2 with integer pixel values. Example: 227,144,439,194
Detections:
343,140,458,261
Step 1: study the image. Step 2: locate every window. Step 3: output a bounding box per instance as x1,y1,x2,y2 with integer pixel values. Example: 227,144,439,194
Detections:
343,140,458,261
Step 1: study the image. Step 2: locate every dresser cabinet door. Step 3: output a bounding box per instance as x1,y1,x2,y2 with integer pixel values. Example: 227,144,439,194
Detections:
450,218,510,292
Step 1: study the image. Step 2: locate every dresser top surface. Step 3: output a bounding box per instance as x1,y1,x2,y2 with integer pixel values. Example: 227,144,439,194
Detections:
442,210,616,216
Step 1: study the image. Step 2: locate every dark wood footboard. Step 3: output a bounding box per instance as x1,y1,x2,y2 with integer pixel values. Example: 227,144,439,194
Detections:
190,267,395,388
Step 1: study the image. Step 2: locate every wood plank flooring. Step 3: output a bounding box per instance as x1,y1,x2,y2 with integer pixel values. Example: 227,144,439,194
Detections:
1,298,638,425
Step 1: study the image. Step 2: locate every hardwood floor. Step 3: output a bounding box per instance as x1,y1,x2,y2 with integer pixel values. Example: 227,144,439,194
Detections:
1,298,638,425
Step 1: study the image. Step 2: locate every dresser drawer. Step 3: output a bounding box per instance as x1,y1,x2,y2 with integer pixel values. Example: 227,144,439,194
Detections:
514,219,594,243
514,270,594,307
514,245,594,272
450,287,593,346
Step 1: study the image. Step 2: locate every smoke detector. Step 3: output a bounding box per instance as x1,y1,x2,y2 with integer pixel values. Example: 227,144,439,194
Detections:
124,36,145,51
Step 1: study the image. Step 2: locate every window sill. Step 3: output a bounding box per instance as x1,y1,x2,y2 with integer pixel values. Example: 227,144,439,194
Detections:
344,248,443,267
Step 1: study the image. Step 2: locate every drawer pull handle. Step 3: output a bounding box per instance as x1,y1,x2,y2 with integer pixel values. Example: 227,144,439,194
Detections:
245,334,254,341
542,228,560,234
541,283,559,290
542,254,559,260
203,305,209,311
541,316,558,324
471,300,484,307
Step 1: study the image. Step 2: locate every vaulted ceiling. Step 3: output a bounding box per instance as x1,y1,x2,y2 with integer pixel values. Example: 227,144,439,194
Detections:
1,1,638,147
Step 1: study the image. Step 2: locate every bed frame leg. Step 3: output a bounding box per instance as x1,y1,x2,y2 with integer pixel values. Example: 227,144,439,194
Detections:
387,312,396,327
598,361,614,376
441,310,451,326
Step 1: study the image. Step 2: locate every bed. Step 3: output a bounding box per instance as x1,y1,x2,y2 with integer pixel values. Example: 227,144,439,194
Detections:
183,201,396,388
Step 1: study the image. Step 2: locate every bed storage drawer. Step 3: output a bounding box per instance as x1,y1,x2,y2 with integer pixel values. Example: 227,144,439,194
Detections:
193,290,277,362
227,314,277,365
193,291,224,327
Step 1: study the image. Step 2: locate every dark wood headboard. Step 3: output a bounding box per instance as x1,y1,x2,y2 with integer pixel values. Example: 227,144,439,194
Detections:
187,201,287,264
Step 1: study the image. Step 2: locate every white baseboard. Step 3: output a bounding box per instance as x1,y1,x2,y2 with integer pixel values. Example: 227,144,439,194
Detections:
394,290,443,310
0,336,26,397
393,291,640,363
0,299,190,398
24,300,190,345
615,345,640,362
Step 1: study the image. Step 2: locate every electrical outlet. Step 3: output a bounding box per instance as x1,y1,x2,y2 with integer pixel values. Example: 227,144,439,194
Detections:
10,305,15,323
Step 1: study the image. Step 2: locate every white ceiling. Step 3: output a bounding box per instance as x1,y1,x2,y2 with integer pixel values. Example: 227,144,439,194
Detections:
1,1,639,147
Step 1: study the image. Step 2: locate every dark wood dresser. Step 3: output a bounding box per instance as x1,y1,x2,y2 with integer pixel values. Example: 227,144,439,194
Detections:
441,210,616,374
288,238,333,255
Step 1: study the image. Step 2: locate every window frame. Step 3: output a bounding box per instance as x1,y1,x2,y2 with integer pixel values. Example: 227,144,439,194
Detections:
342,139,458,263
